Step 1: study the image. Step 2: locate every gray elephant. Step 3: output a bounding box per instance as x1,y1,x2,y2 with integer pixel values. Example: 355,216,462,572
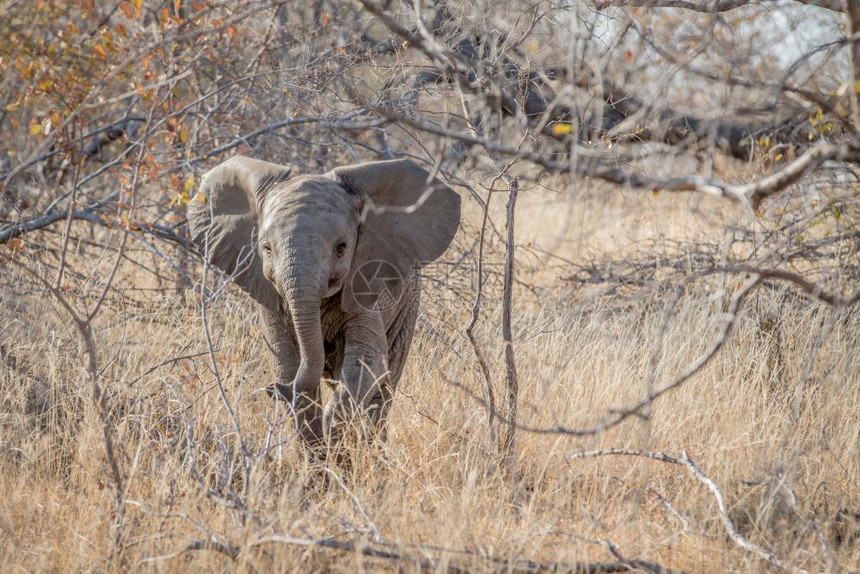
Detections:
187,156,460,449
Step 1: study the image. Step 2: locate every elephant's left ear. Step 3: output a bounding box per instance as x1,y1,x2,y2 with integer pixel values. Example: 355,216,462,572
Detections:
329,159,461,313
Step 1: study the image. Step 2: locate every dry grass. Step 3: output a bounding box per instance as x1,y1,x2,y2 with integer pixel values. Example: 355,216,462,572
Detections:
1,176,858,572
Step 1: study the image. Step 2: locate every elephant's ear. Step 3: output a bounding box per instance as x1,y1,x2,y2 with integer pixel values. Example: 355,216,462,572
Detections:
330,159,461,314
187,155,291,311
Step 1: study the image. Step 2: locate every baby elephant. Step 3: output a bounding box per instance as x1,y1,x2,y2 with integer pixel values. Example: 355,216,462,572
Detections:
187,156,460,449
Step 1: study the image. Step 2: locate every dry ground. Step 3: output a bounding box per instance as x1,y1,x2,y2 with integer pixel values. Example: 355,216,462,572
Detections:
0,173,858,572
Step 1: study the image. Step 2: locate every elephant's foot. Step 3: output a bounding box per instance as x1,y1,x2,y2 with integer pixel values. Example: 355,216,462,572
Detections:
265,384,326,453
266,372,334,403
265,382,294,402
322,387,388,449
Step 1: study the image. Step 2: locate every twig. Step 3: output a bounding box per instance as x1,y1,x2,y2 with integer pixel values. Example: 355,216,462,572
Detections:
465,180,497,450
501,173,519,469
324,468,383,543
681,451,807,574
569,447,682,465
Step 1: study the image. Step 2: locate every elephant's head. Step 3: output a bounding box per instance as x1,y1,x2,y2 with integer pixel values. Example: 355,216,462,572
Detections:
187,155,460,402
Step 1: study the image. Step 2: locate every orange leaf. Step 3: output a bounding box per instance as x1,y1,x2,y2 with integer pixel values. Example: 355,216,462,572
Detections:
93,44,107,59
118,1,133,18
7,238,25,252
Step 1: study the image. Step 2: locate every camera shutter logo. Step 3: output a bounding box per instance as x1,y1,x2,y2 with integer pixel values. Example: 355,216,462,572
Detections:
351,260,404,311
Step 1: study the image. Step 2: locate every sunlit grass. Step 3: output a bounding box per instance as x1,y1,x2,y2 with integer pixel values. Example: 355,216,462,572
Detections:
0,182,857,572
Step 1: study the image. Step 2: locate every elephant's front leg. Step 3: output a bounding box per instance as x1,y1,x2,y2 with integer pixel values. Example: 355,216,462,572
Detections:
260,305,323,446
323,312,389,443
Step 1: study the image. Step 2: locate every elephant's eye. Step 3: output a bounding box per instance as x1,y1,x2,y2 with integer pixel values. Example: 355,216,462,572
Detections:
260,242,272,257
334,240,348,258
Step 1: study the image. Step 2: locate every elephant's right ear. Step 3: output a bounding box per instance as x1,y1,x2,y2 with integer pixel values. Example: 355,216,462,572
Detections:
187,155,291,311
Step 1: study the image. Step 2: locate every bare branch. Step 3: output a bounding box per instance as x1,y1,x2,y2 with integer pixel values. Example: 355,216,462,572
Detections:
500,174,519,468
682,452,807,574
570,447,683,465
249,533,684,574
465,179,498,450
595,0,845,11
595,0,755,11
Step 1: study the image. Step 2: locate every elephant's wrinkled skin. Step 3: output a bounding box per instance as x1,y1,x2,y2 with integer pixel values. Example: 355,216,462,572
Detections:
187,156,461,448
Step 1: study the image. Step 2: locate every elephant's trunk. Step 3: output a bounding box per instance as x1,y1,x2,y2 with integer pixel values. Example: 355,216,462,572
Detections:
281,265,325,399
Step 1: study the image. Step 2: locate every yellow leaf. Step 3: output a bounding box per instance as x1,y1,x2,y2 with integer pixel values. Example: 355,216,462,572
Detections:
183,176,195,192
551,123,573,137
196,192,206,203
30,123,42,136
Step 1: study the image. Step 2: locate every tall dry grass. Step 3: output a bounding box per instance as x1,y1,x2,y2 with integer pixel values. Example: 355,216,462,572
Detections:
0,176,857,572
